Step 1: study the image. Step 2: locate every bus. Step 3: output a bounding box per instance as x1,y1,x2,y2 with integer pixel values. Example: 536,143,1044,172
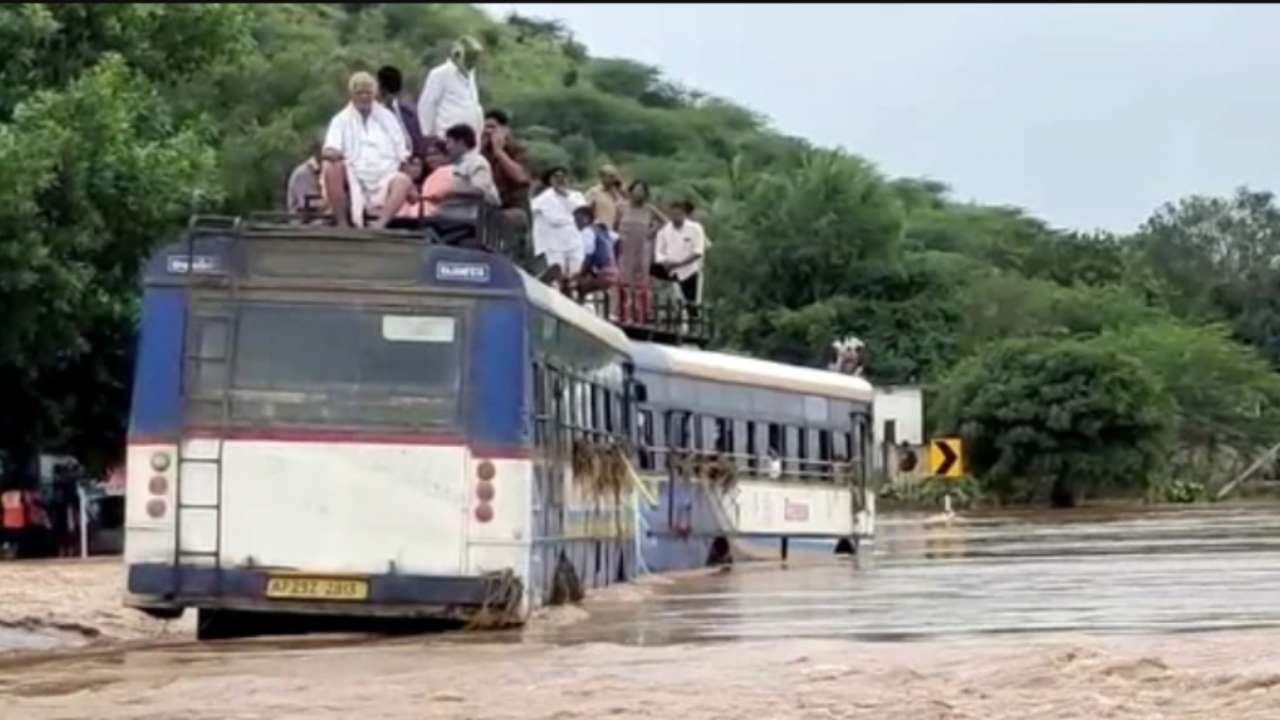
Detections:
123,215,875,638
627,342,875,571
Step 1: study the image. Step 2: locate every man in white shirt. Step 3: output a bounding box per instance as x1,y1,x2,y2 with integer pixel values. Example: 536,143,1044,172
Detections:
653,200,709,312
417,37,484,141
530,166,586,285
321,72,415,228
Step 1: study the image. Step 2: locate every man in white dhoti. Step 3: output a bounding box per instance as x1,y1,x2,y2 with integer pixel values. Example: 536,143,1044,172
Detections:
321,72,416,228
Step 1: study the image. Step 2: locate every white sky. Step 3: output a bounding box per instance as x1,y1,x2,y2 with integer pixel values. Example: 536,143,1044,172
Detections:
479,3,1280,233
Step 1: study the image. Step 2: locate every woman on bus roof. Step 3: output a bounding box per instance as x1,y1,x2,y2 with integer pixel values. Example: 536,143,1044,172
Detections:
615,180,666,324
396,138,455,220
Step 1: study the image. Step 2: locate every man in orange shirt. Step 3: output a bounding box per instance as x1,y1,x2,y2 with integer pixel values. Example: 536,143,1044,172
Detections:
1,488,27,558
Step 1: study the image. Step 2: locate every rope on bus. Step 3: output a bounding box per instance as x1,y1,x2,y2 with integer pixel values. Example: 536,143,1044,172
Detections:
462,568,523,631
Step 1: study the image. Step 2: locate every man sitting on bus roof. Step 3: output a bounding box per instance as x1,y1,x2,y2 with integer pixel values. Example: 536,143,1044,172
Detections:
441,123,500,207
286,141,326,216
321,72,417,228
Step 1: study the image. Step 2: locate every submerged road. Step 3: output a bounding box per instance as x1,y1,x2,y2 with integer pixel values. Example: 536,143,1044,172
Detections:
4,505,1280,718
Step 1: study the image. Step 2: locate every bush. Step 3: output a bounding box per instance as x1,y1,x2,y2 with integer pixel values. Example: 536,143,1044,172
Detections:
933,338,1176,507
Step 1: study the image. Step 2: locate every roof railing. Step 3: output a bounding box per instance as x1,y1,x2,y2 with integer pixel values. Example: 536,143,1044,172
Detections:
179,210,714,347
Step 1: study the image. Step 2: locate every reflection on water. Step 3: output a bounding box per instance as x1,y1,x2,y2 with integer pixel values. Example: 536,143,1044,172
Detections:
532,505,1280,644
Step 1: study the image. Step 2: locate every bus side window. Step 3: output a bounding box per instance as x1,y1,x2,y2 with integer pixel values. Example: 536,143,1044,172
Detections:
819,430,834,481
795,427,807,476
746,421,758,472
186,317,230,393
713,418,731,453
531,362,547,447
638,409,654,470
603,390,614,435
591,384,604,440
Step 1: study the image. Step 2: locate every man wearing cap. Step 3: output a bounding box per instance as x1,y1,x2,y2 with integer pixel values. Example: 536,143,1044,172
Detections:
585,164,627,231
418,37,485,141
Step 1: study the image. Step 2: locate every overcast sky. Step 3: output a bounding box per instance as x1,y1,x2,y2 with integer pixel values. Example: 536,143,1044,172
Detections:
479,3,1280,234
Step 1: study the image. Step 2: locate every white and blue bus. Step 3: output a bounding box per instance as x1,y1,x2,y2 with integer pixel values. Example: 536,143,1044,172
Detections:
123,216,874,637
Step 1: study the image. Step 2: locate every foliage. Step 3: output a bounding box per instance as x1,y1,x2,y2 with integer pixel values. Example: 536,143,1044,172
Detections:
882,475,983,510
1131,188,1280,364
0,6,245,480
5,3,1280,508
1153,478,1208,504
933,339,1175,507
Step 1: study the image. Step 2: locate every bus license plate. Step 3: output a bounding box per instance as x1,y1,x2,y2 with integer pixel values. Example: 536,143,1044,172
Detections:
265,576,369,601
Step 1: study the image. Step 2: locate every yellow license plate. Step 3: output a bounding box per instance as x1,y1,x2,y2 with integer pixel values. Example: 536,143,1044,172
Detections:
265,576,369,601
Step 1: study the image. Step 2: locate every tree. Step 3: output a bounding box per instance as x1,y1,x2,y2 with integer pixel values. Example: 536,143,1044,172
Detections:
0,6,250,482
1132,187,1280,363
1088,322,1280,488
933,338,1175,507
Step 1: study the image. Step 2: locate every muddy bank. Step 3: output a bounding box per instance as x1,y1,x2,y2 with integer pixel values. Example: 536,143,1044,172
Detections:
0,559,193,652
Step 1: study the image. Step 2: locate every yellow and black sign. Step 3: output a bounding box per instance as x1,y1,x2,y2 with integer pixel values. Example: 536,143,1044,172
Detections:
929,438,965,478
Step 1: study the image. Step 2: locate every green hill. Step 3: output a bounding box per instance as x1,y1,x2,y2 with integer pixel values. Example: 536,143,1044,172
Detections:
3,3,1280,504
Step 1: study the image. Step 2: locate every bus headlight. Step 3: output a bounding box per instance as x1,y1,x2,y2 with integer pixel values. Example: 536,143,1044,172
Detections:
150,452,171,472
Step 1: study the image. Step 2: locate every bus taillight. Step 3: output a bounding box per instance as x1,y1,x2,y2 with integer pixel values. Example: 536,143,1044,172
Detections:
148,476,169,495
145,498,167,519
150,452,171,472
475,460,495,523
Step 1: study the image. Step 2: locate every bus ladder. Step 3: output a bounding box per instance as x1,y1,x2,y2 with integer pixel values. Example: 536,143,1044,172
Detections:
170,222,239,595
173,438,225,595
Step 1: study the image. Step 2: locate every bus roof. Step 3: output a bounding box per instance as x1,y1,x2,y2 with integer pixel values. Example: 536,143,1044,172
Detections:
146,215,630,355
628,341,875,403
519,272,631,354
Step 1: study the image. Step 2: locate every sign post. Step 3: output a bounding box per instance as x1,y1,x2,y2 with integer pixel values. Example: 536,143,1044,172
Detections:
928,438,964,478
929,438,965,519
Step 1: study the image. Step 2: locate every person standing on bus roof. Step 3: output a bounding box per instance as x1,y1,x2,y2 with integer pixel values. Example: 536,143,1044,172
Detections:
321,72,416,228
418,37,484,141
654,200,709,316
585,164,627,231
616,181,666,324
531,166,586,286
377,65,426,157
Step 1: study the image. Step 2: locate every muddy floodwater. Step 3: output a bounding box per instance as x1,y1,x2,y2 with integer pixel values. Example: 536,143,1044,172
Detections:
5,505,1280,718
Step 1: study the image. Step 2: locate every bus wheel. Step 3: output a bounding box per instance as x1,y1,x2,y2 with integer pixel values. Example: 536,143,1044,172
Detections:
141,606,185,621
197,608,251,641
834,538,856,556
706,536,732,566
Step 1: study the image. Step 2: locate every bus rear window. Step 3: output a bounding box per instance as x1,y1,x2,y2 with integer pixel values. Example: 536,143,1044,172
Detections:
186,303,463,429
234,305,460,394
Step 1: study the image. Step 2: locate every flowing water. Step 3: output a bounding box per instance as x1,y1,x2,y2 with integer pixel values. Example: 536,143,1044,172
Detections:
534,504,1280,644
5,505,1280,719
